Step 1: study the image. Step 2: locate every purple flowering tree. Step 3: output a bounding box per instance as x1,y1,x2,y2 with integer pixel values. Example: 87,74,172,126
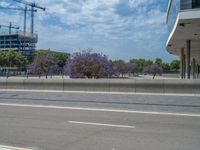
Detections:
112,60,138,78
30,55,58,78
112,60,127,78
65,51,116,78
143,64,163,79
126,63,138,75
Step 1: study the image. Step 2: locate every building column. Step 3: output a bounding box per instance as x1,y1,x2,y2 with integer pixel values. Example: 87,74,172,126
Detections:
197,65,200,79
186,40,191,79
192,58,196,79
183,54,186,79
196,64,199,79
180,48,184,79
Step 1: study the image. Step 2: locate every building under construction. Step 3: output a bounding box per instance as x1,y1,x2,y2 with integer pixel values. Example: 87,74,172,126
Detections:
0,0,45,56
0,32,38,55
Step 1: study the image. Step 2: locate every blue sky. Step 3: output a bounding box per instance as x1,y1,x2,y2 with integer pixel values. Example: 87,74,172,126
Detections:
0,0,177,62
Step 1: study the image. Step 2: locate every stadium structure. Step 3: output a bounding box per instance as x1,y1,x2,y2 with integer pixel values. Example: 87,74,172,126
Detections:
166,0,200,79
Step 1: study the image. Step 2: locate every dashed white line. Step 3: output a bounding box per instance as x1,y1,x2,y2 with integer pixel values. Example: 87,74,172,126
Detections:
68,121,135,129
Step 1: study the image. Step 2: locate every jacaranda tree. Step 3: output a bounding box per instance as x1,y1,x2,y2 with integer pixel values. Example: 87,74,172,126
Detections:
126,63,138,75
65,51,116,78
112,60,127,78
112,60,138,78
30,55,58,78
143,64,163,79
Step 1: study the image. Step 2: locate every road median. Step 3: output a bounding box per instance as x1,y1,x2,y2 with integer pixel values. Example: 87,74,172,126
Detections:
0,78,199,94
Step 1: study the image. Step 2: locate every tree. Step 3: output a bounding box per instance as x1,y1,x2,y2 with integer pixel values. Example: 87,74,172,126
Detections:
112,60,127,78
0,49,28,67
15,52,28,68
143,64,163,79
34,49,70,75
130,58,153,73
30,55,58,78
0,49,28,77
65,51,116,78
155,58,162,66
0,50,6,67
111,60,138,77
35,49,70,67
170,60,180,71
162,63,170,72
5,49,16,67
126,63,138,75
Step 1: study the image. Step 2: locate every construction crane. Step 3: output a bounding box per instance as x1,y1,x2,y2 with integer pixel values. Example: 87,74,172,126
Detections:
0,5,37,34
0,22,19,34
13,0,46,35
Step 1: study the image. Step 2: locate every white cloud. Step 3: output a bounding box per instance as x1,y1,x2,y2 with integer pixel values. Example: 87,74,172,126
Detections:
0,0,174,61
0,1,11,7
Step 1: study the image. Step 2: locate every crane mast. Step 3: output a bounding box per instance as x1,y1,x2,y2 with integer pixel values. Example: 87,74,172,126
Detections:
24,4,27,34
0,5,37,35
13,0,45,35
0,0,46,56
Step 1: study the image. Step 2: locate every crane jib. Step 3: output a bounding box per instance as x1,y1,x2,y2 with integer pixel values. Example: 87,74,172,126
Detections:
13,0,46,11
0,0,46,35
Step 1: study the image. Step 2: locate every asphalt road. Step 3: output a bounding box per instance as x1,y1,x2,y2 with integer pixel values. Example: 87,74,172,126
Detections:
0,91,200,150
0,91,200,114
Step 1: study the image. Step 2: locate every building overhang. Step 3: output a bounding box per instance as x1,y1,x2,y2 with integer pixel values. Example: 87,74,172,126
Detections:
166,9,200,61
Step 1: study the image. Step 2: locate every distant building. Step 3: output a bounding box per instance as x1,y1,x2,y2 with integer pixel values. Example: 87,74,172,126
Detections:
0,32,38,56
166,0,200,79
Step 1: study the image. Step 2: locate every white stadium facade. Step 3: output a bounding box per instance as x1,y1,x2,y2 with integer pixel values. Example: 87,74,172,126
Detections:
166,0,200,79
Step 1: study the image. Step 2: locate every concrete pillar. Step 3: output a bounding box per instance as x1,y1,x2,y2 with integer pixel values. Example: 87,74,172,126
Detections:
196,64,199,79
180,48,184,79
192,58,196,79
197,65,200,79
183,54,186,79
186,40,191,79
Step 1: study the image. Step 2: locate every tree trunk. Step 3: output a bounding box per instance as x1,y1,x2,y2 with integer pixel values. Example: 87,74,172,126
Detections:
153,74,156,79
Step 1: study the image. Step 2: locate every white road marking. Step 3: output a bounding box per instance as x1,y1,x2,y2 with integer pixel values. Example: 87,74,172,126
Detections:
0,89,200,97
0,103,200,117
0,145,32,150
68,121,135,129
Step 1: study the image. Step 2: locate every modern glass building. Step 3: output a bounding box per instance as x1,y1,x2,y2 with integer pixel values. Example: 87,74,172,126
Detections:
166,0,200,79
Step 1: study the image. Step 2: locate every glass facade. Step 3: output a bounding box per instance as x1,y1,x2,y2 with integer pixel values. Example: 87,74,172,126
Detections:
167,0,180,34
192,0,200,8
181,0,192,9
167,0,200,34
181,0,200,9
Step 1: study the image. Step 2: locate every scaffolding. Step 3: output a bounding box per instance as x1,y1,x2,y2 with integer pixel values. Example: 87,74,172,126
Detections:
0,32,38,56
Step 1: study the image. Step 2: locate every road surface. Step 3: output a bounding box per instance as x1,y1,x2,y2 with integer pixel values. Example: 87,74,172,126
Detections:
0,91,199,150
